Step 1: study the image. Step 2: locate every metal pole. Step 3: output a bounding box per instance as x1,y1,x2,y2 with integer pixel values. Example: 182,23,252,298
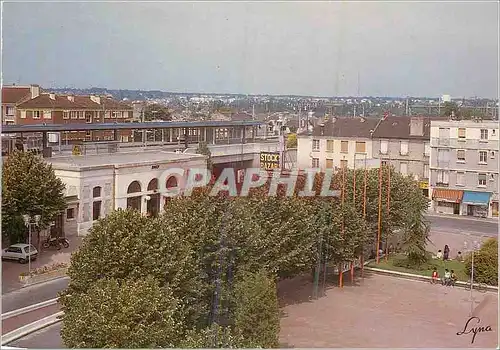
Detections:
28,224,31,274
470,249,474,315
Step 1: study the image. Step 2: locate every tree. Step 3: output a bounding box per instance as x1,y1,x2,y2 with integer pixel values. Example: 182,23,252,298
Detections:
286,133,297,149
441,101,459,118
465,238,498,286
144,103,171,121
2,151,66,245
196,142,213,171
232,270,280,348
60,277,184,348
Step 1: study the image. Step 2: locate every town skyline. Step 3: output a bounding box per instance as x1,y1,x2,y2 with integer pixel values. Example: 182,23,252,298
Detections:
3,2,499,99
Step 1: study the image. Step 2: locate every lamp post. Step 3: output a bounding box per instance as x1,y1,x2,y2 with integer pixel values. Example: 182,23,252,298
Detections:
463,240,481,316
22,214,41,275
144,195,151,217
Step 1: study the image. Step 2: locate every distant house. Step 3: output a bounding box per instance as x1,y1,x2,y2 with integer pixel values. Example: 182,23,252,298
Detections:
1,85,34,125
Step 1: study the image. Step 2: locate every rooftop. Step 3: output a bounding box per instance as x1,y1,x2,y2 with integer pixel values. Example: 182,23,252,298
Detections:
301,117,380,138
50,150,205,170
16,93,132,110
2,86,30,104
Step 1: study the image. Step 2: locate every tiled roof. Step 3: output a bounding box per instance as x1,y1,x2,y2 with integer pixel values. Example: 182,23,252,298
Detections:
231,112,253,121
2,87,30,104
16,94,132,110
307,117,380,138
371,116,446,140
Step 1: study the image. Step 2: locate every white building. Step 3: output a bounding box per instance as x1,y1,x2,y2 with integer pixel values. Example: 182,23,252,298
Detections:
429,120,499,218
297,117,380,170
50,151,206,236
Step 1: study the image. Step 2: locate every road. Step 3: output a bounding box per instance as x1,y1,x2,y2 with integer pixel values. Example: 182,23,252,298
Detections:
8,322,64,349
425,214,498,237
2,277,69,313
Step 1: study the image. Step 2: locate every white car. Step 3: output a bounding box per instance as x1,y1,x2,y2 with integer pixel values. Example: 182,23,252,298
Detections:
2,244,38,264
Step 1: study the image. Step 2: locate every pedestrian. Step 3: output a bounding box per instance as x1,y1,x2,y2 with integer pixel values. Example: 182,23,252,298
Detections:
443,245,450,261
444,269,451,286
436,250,443,259
450,270,457,286
455,251,463,262
431,268,439,284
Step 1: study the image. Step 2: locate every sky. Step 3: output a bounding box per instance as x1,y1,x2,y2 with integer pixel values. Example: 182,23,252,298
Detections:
2,1,499,98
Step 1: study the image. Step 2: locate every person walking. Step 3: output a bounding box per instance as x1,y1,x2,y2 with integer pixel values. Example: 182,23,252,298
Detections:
443,245,450,261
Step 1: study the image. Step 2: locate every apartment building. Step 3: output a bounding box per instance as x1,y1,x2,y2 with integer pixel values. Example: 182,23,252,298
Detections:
297,117,379,170
15,89,133,143
429,120,499,218
371,116,437,196
1,85,37,125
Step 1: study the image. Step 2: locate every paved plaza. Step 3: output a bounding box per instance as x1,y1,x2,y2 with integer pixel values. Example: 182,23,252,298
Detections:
279,273,497,348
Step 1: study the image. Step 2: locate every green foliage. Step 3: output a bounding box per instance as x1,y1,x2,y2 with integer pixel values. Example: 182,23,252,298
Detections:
441,101,459,118
143,103,171,121
233,270,280,348
465,238,498,286
60,276,183,348
2,151,66,244
196,142,213,171
286,133,297,149
62,167,430,348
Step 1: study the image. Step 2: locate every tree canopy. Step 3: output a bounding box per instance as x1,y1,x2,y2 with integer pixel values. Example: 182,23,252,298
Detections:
143,103,172,121
60,166,429,348
2,151,66,244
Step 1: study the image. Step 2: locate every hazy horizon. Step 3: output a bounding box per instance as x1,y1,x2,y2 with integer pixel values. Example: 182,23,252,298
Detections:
3,2,499,99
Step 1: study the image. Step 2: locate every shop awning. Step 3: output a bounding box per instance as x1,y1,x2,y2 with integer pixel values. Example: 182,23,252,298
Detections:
432,188,463,203
462,191,491,205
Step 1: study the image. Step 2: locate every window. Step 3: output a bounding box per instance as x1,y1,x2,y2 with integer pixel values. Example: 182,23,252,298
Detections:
66,208,75,220
380,140,388,154
355,141,366,153
326,140,334,152
479,151,487,164
78,111,85,119
33,110,41,119
437,170,449,185
400,141,409,155
340,159,348,168
93,186,102,198
105,111,111,118
480,129,488,141
478,173,487,187
423,164,429,179
326,159,334,168
400,162,408,176
86,114,92,123
456,172,465,186
43,110,52,119
92,201,102,221
112,111,121,118
381,160,387,166
312,140,320,151
63,111,69,119
20,110,26,119
491,151,496,159
458,128,466,139
5,106,14,115
340,141,348,153
457,149,465,162
424,142,430,157
70,111,77,119
312,158,319,168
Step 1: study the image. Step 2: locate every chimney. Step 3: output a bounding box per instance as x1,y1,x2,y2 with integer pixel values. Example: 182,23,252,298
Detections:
49,93,56,100
409,117,424,136
67,95,75,103
90,95,101,104
30,84,40,99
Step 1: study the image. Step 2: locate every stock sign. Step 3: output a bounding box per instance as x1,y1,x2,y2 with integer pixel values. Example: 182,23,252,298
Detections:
260,152,280,170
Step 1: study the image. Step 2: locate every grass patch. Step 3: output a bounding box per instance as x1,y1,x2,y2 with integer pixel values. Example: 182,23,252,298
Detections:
367,254,468,282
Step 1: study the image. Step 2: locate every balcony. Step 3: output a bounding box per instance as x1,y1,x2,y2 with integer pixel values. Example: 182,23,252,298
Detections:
431,138,499,150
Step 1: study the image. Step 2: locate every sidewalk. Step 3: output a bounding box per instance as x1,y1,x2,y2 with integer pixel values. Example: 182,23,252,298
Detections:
425,211,499,224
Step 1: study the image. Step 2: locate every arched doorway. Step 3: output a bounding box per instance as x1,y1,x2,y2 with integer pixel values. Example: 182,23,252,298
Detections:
127,181,142,211
147,178,160,217
164,176,178,207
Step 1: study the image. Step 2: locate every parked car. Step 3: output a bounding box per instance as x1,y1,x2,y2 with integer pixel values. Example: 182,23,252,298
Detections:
2,243,38,264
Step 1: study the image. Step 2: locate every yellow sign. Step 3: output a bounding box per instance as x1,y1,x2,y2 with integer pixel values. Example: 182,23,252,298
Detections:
419,181,429,189
72,145,82,156
260,152,280,170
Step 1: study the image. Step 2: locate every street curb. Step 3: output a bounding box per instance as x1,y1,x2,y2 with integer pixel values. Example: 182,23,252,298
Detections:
425,213,499,224
20,275,68,290
1,298,59,321
1,311,63,346
364,267,498,292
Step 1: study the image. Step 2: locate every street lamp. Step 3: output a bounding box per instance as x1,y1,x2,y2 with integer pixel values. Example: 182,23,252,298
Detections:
463,240,481,316
22,214,41,275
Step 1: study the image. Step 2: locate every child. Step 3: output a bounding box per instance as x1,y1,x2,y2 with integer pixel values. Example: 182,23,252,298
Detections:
444,269,451,286
450,270,457,286
431,268,439,284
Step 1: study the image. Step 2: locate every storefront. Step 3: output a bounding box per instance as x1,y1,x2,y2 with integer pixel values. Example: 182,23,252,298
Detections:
461,191,491,218
419,181,429,197
431,188,463,215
